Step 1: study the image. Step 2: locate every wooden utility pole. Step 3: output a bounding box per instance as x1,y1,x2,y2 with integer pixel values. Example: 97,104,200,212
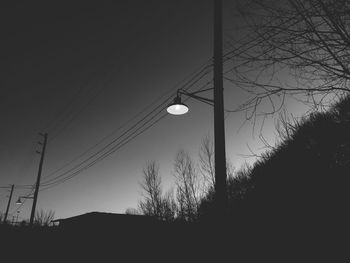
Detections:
213,0,227,215
29,133,48,226
3,184,14,223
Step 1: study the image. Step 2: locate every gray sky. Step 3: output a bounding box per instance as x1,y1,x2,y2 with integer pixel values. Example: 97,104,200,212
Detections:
0,0,308,221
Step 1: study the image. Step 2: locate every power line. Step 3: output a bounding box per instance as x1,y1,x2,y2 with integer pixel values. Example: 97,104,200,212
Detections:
39,79,214,189
2,29,268,193
1,60,213,207
41,51,125,135
31,30,269,190
8,187,35,217
39,19,276,185
41,75,96,133
40,112,168,189
26,14,293,192
47,69,123,143
41,62,213,182
43,61,213,181
0,185,33,190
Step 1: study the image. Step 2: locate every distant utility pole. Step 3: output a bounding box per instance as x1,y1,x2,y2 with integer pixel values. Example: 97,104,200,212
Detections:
29,133,48,226
3,184,14,224
15,211,20,225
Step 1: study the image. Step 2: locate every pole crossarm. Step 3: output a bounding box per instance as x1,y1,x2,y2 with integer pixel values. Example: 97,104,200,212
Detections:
20,196,34,199
177,88,214,105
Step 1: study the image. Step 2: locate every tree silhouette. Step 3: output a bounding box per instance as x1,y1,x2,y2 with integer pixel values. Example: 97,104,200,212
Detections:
34,209,55,226
199,135,215,189
198,163,252,219
138,161,164,219
228,0,350,118
135,137,239,222
194,96,349,258
161,190,178,222
173,150,202,222
125,207,140,215
138,161,177,221
239,95,350,238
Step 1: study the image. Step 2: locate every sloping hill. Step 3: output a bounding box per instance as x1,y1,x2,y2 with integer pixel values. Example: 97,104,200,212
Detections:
198,96,350,256
246,96,350,223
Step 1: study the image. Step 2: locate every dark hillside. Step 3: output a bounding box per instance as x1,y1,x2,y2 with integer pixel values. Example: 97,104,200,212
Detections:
239,96,349,254
199,96,350,258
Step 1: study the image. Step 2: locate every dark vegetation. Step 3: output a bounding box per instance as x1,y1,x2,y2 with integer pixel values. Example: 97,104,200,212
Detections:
1,95,348,261
134,94,349,259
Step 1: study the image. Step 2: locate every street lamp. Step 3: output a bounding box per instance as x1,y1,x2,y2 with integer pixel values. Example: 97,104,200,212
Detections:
167,0,227,219
166,94,189,115
15,196,34,205
167,89,227,216
166,88,215,115
15,211,20,225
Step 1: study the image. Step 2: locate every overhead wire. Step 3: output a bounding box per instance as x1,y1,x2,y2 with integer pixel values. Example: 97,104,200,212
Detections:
31,25,276,190
41,61,213,182
40,75,213,187
47,65,128,143
41,75,95,134
37,14,273,187
38,67,214,188
1,8,310,224
1,59,214,212
18,8,300,193
1,27,272,193
43,51,128,142
8,187,35,217
40,80,214,190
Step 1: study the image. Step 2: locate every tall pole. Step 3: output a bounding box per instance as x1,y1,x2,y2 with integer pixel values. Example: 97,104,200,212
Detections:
29,133,48,226
213,0,227,215
15,211,20,225
3,184,14,223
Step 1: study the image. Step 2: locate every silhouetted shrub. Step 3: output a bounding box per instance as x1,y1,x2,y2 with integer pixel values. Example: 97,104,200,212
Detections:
200,95,350,238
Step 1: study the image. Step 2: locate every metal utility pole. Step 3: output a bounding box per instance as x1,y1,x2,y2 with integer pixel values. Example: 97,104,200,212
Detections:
213,0,227,215
15,211,20,225
29,133,48,226
3,184,14,223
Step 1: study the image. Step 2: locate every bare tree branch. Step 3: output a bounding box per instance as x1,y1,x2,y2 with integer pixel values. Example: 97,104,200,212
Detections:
225,0,350,120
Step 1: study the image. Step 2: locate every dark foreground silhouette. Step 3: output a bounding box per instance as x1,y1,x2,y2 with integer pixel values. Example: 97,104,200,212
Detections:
1,211,346,262
2,97,349,261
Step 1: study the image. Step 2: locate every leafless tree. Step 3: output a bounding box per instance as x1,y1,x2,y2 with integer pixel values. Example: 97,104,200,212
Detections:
161,189,178,222
226,159,235,179
199,135,235,191
137,139,236,222
125,208,140,215
173,150,202,221
34,209,55,226
225,0,350,119
138,161,163,219
199,135,215,189
138,161,179,221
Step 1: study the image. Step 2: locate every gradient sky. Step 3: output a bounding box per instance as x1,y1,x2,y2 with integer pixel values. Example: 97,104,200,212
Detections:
0,0,308,221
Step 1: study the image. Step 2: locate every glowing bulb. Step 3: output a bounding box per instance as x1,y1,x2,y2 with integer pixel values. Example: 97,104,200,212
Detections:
167,103,189,115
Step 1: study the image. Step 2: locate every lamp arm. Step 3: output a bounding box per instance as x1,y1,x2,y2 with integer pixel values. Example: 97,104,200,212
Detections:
177,88,214,104
20,196,34,199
